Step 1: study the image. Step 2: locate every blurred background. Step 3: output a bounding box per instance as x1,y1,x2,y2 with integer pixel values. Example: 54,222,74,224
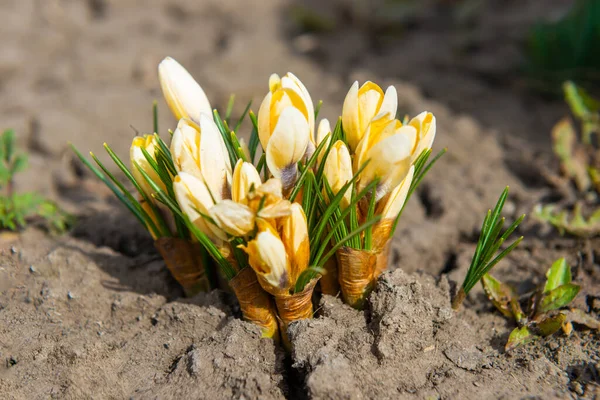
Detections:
0,0,597,199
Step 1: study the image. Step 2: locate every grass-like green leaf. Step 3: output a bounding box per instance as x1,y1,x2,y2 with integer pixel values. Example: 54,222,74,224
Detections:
544,257,572,293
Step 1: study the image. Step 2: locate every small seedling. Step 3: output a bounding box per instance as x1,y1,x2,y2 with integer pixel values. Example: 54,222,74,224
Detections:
534,81,600,237
482,258,599,351
452,187,525,310
0,129,72,233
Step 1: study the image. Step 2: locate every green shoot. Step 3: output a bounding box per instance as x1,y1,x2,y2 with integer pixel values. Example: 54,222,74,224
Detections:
0,129,72,233
452,187,525,310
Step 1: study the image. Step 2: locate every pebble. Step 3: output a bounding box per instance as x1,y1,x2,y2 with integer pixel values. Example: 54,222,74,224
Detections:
67,292,74,300
10,246,17,254
29,265,36,273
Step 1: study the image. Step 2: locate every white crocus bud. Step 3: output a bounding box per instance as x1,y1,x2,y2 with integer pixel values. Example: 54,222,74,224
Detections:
158,57,212,125
342,81,397,152
173,172,225,242
209,200,255,237
265,107,310,192
322,140,353,209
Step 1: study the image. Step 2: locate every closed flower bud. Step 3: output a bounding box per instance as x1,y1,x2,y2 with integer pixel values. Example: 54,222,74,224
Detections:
158,57,212,125
315,118,331,164
342,81,397,152
408,112,436,162
265,107,310,191
358,132,413,202
354,116,402,173
130,135,166,198
379,165,415,220
280,203,309,284
171,116,231,202
258,72,315,160
323,140,352,209
232,159,262,203
240,219,291,292
209,200,255,237
173,172,225,242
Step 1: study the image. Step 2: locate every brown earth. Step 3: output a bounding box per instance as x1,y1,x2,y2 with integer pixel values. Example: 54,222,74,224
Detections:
1,0,599,399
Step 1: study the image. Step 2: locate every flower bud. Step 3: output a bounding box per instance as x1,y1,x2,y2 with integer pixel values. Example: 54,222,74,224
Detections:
130,135,166,198
315,118,331,164
158,57,212,125
322,140,352,208
280,203,309,284
265,107,310,191
342,81,397,152
358,132,413,202
258,72,315,159
240,219,291,292
173,172,225,242
232,159,262,204
171,116,231,202
209,200,255,237
408,112,436,162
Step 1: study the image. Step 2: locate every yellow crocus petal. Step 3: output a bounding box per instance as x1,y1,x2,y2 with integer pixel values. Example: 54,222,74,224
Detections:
316,118,331,164
323,140,352,208
198,114,231,202
158,57,212,125
241,219,290,291
409,111,437,162
358,132,413,201
209,200,255,237
282,72,315,144
266,107,310,190
379,85,398,123
380,165,415,220
354,116,401,173
232,159,262,203
342,81,360,151
280,203,309,283
257,91,274,150
258,199,293,220
170,119,203,180
173,172,225,241
130,135,166,198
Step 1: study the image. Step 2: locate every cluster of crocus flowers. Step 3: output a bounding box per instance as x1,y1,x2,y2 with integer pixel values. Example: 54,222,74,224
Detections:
74,55,442,348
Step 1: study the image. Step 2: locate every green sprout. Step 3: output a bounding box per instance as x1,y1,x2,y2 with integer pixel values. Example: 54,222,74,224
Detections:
482,258,599,351
452,187,525,310
0,129,72,233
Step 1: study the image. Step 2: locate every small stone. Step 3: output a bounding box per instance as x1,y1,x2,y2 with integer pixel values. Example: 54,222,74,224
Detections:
29,265,36,273
163,343,169,349
10,246,17,254
547,341,559,351
151,316,159,326
67,292,74,300
97,331,103,337
6,356,17,367
473,381,481,387
136,316,142,322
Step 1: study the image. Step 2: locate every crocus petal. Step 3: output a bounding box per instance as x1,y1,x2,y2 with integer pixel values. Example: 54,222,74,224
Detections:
280,203,309,283
266,107,310,189
342,81,360,151
258,200,293,219
130,135,166,198
173,172,225,241
380,165,415,220
316,118,331,164
232,159,262,203
323,140,353,208
199,114,231,202
158,57,212,125
171,119,203,179
358,132,414,201
209,200,255,236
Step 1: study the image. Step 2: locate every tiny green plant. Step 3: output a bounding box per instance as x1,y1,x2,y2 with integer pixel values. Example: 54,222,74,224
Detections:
0,129,72,233
452,187,525,310
534,81,600,236
482,258,599,351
